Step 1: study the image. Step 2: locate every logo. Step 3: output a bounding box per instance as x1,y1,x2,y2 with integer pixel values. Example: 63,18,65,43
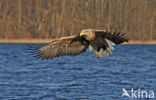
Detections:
121,88,155,99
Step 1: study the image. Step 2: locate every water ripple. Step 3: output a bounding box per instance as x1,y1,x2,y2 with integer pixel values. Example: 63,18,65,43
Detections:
0,44,155,100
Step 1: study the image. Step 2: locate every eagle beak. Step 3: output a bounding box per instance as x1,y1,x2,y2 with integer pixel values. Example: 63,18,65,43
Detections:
80,33,83,37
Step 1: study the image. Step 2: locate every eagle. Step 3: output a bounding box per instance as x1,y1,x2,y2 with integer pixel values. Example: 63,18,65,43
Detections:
27,29,128,59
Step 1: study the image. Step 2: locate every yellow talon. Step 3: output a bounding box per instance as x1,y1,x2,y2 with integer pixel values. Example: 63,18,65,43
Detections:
95,51,99,58
106,49,112,54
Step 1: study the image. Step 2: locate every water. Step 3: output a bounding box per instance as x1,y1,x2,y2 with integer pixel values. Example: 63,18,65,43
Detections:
0,43,156,100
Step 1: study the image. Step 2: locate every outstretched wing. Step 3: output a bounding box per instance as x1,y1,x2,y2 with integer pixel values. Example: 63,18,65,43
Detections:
89,30,129,58
95,30,128,44
26,35,88,59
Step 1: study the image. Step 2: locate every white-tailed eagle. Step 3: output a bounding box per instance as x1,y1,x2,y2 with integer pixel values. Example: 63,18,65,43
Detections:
27,29,128,59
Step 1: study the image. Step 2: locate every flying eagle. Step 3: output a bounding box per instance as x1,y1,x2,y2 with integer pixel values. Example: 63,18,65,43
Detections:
27,29,128,59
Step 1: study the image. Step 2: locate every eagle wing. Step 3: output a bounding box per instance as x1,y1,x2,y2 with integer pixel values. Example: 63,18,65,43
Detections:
89,30,129,58
95,30,128,44
26,35,88,59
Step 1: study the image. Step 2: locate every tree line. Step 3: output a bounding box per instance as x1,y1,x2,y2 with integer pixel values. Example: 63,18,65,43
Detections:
0,0,156,41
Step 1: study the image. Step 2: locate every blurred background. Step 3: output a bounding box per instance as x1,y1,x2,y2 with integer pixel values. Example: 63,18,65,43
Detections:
0,0,156,41
0,1,156,99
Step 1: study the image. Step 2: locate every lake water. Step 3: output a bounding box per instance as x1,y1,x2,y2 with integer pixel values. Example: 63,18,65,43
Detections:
0,43,156,100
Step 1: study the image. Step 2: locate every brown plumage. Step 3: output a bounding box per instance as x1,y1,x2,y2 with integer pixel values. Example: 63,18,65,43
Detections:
27,36,89,59
26,29,128,59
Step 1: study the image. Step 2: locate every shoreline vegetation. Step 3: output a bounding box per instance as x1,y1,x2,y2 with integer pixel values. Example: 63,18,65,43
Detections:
0,1,156,41
0,39,156,44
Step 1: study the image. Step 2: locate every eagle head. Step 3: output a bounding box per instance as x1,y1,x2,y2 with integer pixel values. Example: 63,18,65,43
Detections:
80,29,95,41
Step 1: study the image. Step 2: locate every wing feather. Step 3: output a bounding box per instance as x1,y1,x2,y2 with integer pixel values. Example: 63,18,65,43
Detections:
26,35,88,59
95,30,129,44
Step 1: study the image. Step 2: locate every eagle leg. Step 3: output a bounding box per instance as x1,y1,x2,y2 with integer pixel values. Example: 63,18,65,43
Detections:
106,49,112,55
94,51,99,58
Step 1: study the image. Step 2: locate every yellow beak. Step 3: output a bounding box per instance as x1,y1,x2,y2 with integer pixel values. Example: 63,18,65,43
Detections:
80,33,83,37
